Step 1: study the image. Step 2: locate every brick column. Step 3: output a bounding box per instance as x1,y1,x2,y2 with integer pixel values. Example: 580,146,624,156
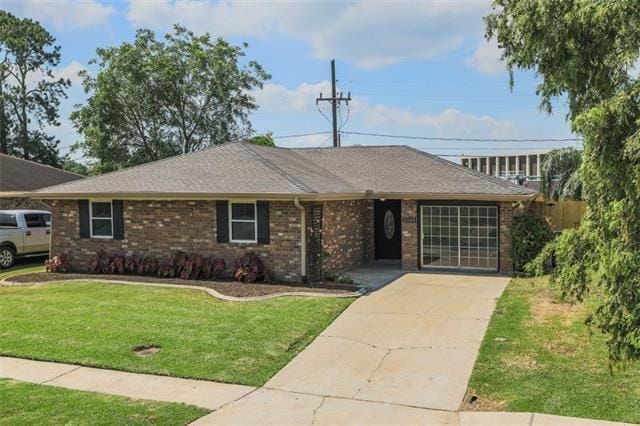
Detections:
499,202,514,275
401,200,419,270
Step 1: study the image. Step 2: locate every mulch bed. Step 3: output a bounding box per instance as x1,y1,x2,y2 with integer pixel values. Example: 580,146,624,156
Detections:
6,272,359,298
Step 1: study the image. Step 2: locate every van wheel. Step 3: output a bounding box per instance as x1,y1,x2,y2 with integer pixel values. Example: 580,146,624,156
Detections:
0,246,15,269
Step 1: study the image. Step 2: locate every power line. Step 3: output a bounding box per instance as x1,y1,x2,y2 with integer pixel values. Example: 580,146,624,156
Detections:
341,131,582,143
272,131,331,139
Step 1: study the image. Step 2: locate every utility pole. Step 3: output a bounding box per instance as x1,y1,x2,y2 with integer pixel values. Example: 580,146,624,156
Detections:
316,59,351,147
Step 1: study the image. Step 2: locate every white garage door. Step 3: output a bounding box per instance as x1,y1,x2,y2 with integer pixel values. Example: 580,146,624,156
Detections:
421,205,499,271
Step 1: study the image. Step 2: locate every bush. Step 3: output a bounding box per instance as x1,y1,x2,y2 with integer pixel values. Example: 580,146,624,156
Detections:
45,254,71,273
512,214,554,273
325,273,354,285
87,251,226,281
233,252,270,283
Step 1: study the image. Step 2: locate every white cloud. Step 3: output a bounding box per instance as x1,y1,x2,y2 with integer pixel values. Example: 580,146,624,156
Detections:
22,61,87,88
254,81,517,140
127,0,491,68
466,39,506,75
4,0,114,30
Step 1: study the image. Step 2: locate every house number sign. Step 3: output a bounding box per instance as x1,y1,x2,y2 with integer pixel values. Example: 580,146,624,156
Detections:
402,216,417,223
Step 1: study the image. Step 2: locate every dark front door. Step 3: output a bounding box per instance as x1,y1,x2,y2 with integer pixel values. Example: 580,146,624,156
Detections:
374,200,401,260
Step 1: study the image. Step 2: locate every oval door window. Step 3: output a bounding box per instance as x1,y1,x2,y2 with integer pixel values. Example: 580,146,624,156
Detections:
384,210,395,240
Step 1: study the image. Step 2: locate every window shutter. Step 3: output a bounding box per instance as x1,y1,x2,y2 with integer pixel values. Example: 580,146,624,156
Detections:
78,200,90,238
257,201,270,244
113,200,124,240
216,200,229,243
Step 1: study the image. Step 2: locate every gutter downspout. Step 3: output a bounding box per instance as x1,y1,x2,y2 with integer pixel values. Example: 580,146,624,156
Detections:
294,197,307,282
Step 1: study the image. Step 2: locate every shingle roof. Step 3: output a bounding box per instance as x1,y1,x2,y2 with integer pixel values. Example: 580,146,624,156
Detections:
0,154,84,192
34,143,537,200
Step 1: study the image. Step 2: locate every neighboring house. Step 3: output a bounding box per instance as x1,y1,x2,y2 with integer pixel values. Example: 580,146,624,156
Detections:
33,143,536,282
0,154,84,210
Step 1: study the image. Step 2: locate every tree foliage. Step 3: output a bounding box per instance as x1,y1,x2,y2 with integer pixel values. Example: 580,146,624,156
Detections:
512,214,554,273
488,0,640,361
72,25,270,174
248,132,276,147
0,11,69,166
540,147,583,200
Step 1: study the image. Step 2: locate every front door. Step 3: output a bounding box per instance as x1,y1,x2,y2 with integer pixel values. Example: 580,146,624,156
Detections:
374,200,401,260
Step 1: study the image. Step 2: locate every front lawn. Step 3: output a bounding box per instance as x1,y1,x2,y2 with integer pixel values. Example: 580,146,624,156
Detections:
0,379,208,425
0,282,353,386
0,259,45,279
466,276,640,424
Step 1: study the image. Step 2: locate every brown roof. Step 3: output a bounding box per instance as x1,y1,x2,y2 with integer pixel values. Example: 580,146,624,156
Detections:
34,143,537,200
0,154,84,193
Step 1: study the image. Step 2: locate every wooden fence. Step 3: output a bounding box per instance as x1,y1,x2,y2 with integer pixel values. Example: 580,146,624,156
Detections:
529,200,587,231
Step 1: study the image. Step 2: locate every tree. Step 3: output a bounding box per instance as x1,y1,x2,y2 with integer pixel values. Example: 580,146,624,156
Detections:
487,0,640,361
72,25,270,174
248,132,276,147
540,147,583,201
62,158,89,176
0,11,69,166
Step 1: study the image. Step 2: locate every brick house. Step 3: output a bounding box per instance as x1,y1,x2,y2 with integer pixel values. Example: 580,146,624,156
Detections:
0,153,84,210
33,143,536,282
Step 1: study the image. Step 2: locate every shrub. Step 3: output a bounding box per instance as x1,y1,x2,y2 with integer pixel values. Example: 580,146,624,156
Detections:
45,254,71,273
325,273,354,285
86,251,226,281
233,252,267,283
512,214,554,273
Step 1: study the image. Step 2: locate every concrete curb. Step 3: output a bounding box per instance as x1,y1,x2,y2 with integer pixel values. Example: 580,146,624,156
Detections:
0,276,364,302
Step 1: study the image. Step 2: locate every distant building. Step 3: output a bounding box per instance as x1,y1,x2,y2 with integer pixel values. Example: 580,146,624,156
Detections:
461,152,549,183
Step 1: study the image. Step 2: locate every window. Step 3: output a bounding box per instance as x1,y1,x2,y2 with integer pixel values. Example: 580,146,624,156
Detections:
230,202,256,242
43,214,52,227
0,213,17,228
90,201,113,238
24,213,46,228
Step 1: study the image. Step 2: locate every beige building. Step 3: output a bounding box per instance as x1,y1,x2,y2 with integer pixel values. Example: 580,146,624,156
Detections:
461,152,549,181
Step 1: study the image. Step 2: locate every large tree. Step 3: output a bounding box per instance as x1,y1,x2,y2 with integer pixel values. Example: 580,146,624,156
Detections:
0,11,69,166
540,147,583,201
488,0,640,361
72,25,270,174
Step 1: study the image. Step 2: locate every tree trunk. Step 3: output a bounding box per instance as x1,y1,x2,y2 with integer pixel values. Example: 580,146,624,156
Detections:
0,80,7,154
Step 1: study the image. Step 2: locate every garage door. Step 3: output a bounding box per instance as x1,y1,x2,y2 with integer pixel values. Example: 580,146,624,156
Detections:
421,205,499,271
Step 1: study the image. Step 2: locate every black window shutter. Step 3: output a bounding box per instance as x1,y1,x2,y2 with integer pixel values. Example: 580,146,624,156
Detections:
257,201,270,244
216,200,229,243
112,200,124,240
78,200,90,238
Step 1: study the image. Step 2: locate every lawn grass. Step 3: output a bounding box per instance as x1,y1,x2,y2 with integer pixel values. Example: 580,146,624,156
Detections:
467,276,640,424
0,379,208,425
0,281,353,386
0,259,45,279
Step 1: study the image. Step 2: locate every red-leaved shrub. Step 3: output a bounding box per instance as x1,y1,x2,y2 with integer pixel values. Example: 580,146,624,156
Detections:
233,252,267,283
45,253,71,273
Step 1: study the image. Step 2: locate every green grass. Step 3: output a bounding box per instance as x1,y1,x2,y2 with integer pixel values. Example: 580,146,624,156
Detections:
0,259,45,279
0,282,353,386
468,276,640,423
0,379,208,425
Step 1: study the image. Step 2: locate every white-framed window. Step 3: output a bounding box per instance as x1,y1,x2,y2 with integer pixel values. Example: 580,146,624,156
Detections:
229,201,257,243
90,200,113,238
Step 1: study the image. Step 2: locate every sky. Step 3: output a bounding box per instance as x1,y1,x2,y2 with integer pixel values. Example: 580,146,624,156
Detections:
3,0,581,163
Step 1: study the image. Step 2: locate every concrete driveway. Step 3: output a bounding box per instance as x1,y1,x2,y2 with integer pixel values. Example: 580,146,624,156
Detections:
195,273,509,424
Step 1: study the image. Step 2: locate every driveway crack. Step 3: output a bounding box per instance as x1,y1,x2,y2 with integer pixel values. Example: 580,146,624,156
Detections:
352,349,392,399
311,396,325,424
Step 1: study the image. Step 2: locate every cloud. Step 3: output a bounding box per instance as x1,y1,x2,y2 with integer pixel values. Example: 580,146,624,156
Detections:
466,39,506,75
126,0,491,68
4,0,114,30
21,61,87,88
254,81,517,140
253,81,332,113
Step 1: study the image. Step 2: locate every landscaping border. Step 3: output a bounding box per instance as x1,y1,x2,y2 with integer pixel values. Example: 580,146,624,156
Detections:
0,276,364,302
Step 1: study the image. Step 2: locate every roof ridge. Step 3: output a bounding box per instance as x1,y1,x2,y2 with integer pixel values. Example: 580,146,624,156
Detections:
403,146,536,195
0,153,84,178
34,142,235,193
240,143,317,194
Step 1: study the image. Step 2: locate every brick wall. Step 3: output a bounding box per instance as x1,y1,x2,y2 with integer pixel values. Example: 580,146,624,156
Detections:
499,201,514,275
0,197,50,210
319,199,373,275
401,200,419,270
50,199,303,281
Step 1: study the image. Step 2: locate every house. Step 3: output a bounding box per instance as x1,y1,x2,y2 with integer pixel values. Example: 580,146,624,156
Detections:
0,153,84,210
33,143,537,281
